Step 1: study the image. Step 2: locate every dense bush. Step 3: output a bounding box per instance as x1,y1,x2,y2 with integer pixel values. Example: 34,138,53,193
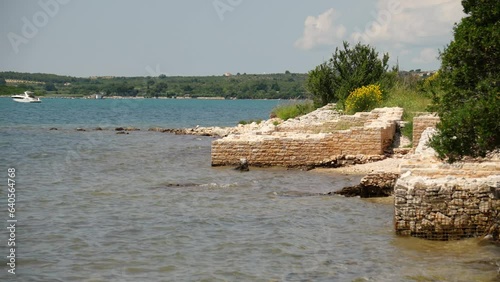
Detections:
430,0,500,162
305,63,334,107
431,100,498,162
306,41,393,108
345,84,383,114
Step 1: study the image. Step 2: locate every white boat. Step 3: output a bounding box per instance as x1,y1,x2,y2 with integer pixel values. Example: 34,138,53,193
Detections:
12,91,41,103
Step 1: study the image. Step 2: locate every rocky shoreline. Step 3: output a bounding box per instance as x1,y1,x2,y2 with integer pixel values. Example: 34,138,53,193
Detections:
51,104,499,243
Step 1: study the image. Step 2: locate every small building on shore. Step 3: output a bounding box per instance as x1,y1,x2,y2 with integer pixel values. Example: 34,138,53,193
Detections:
87,93,104,99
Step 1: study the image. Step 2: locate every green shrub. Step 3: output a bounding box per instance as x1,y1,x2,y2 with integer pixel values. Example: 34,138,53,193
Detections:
430,99,500,162
271,101,315,120
429,0,500,162
345,84,382,114
306,41,392,108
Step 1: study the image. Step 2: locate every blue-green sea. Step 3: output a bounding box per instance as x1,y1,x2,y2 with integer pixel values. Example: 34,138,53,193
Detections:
0,97,498,281
0,98,280,129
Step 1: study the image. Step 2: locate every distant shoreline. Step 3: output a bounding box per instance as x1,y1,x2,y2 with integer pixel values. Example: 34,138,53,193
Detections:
0,95,291,101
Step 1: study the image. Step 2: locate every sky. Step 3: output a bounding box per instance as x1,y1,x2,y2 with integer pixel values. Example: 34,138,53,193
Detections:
0,0,465,77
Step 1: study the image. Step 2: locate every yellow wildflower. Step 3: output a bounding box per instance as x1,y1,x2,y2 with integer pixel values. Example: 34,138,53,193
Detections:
345,84,383,114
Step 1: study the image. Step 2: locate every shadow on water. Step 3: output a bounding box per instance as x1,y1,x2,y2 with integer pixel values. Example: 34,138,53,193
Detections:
392,236,500,281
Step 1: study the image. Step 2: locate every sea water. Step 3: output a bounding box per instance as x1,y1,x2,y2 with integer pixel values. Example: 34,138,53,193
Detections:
0,98,498,281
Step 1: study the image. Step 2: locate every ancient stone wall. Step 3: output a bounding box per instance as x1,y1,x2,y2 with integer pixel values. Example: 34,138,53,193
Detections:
413,114,440,149
212,128,387,167
211,107,402,167
394,174,500,240
397,126,500,241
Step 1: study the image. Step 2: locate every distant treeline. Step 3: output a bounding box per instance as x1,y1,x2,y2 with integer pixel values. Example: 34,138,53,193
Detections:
0,71,308,99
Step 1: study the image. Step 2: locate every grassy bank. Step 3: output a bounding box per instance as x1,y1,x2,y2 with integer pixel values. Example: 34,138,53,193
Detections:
271,101,315,120
380,80,433,142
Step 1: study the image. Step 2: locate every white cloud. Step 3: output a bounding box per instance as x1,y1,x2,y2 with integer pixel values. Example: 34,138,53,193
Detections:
294,8,346,50
347,0,464,69
350,0,464,45
399,49,411,56
295,1,464,70
412,48,439,64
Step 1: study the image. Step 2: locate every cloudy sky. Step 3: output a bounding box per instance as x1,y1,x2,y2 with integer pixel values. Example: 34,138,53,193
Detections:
0,0,465,77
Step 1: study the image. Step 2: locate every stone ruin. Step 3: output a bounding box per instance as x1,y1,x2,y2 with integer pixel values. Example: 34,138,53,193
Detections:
395,121,500,241
211,105,404,168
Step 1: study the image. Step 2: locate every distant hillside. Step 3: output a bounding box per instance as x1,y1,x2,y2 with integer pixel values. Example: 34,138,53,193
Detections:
0,71,308,99
0,71,79,84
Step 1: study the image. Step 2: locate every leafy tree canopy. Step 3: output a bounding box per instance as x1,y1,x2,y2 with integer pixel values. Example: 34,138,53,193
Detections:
430,0,500,162
306,41,391,107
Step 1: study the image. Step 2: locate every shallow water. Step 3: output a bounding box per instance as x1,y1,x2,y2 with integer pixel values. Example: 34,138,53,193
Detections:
0,98,498,281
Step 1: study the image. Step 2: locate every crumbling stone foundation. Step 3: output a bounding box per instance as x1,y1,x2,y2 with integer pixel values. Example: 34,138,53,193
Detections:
412,114,440,149
211,107,403,167
395,174,500,240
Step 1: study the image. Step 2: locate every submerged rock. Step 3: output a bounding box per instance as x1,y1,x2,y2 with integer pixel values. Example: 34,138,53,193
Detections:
163,183,200,188
334,172,400,198
124,127,140,131
330,185,361,197
478,224,500,246
234,158,249,172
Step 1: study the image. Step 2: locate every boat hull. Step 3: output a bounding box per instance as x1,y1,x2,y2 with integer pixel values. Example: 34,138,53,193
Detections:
13,99,41,103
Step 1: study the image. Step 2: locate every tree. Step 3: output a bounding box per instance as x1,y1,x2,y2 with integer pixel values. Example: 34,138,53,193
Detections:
154,82,168,95
271,82,280,92
106,82,138,96
307,41,390,107
252,81,268,92
44,82,57,91
0,77,5,85
430,0,500,162
306,63,334,106
182,84,193,93
330,41,390,104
